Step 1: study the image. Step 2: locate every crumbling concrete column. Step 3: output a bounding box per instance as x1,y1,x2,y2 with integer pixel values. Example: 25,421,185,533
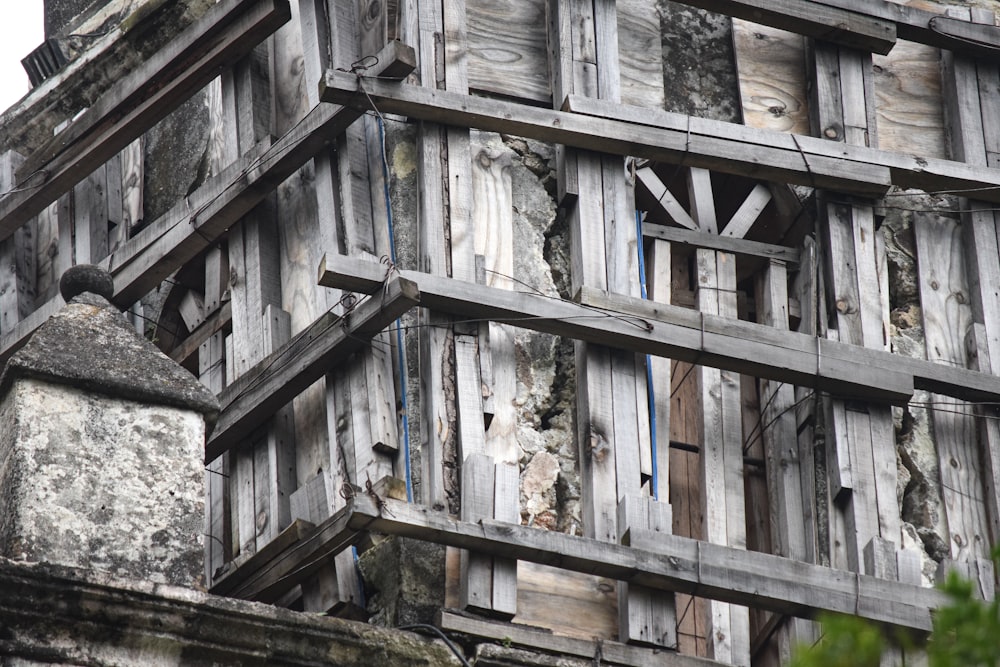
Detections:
0,265,218,588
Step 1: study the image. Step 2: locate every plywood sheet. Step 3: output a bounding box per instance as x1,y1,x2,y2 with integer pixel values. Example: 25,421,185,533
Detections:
734,19,946,158
467,0,663,108
467,0,550,102
733,19,810,134
873,40,946,159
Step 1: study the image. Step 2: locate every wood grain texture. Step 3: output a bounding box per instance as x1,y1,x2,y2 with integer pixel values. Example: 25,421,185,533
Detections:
696,248,750,666
471,135,519,466
915,215,992,561
467,0,549,102
733,20,810,135
873,39,946,160
616,0,665,109
206,278,420,462
0,152,36,337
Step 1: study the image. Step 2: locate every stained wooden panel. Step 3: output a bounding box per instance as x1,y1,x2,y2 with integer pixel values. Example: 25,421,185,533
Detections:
733,20,810,134
873,39,946,159
466,0,662,108
467,0,550,102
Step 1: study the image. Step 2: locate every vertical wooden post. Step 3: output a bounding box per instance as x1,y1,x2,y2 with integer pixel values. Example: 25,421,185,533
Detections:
202,245,230,585
941,6,1000,558
405,0,453,514
74,165,109,265
808,38,901,579
0,151,36,337
755,259,815,659
216,45,296,558
295,0,366,613
695,243,750,665
548,0,672,651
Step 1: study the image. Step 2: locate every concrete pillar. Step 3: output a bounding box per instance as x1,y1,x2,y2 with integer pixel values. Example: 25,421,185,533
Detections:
0,265,219,588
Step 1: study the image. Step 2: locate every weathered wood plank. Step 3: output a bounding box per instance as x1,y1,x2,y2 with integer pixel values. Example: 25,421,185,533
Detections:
459,453,496,614
617,0,665,110
733,20,810,136
754,259,816,660
670,0,895,54
617,495,678,648
202,247,231,585
170,301,233,365
466,0,549,103
636,167,698,231
696,248,750,666
210,517,315,596
0,152,35,337
324,253,1000,407
808,33,900,583
0,0,292,239
206,277,420,462
915,214,991,561
815,0,1000,60
643,222,798,266
646,239,671,502
343,494,946,631
87,44,412,311
942,13,1000,554
872,38,946,160
324,72,1000,200
563,94,1000,202
472,135,519,466
723,183,772,239
320,255,916,403
677,0,1000,61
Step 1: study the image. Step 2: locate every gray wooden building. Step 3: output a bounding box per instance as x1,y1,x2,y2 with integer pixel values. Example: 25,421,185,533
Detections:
2,0,1000,664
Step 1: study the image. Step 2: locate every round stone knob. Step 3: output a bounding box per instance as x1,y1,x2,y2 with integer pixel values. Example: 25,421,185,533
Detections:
60,264,115,302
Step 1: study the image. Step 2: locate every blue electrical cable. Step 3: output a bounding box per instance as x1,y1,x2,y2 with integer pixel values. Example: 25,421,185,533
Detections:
377,114,414,503
636,210,659,500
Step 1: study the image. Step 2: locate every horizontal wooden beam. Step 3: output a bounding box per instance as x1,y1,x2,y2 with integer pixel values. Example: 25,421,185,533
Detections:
212,491,944,631
220,500,362,603
666,0,896,55
319,254,912,404
814,0,1000,61
642,222,799,266
322,71,1000,203
0,42,416,366
205,275,420,463
0,1,213,158
437,611,720,667
169,300,233,365
210,518,314,596
320,70,892,198
566,95,1000,204
321,253,1000,404
0,0,293,240
344,496,942,632
673,0,1000,61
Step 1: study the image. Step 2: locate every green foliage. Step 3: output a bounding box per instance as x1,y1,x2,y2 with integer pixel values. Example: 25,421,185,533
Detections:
926,546,1000,667
789,613,884,667
791,546,1000,667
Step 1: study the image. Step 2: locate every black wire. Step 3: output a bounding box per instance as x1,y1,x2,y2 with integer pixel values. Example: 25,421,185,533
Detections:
397,624,471,667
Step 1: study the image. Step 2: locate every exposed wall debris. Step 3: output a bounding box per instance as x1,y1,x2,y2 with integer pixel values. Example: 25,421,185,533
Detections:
882,190,956,581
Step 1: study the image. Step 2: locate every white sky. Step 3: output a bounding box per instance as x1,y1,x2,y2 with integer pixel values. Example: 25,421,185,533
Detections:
0,2,45,114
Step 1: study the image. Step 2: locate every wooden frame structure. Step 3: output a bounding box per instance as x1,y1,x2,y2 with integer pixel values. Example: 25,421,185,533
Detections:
3,0,1000,664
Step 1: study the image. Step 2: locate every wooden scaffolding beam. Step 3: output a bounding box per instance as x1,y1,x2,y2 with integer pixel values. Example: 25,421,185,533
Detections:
216,491,947,632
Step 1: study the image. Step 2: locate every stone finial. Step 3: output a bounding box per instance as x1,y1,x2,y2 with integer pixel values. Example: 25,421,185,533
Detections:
0,267,220,588
1,267,218,421
59,263,115,302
